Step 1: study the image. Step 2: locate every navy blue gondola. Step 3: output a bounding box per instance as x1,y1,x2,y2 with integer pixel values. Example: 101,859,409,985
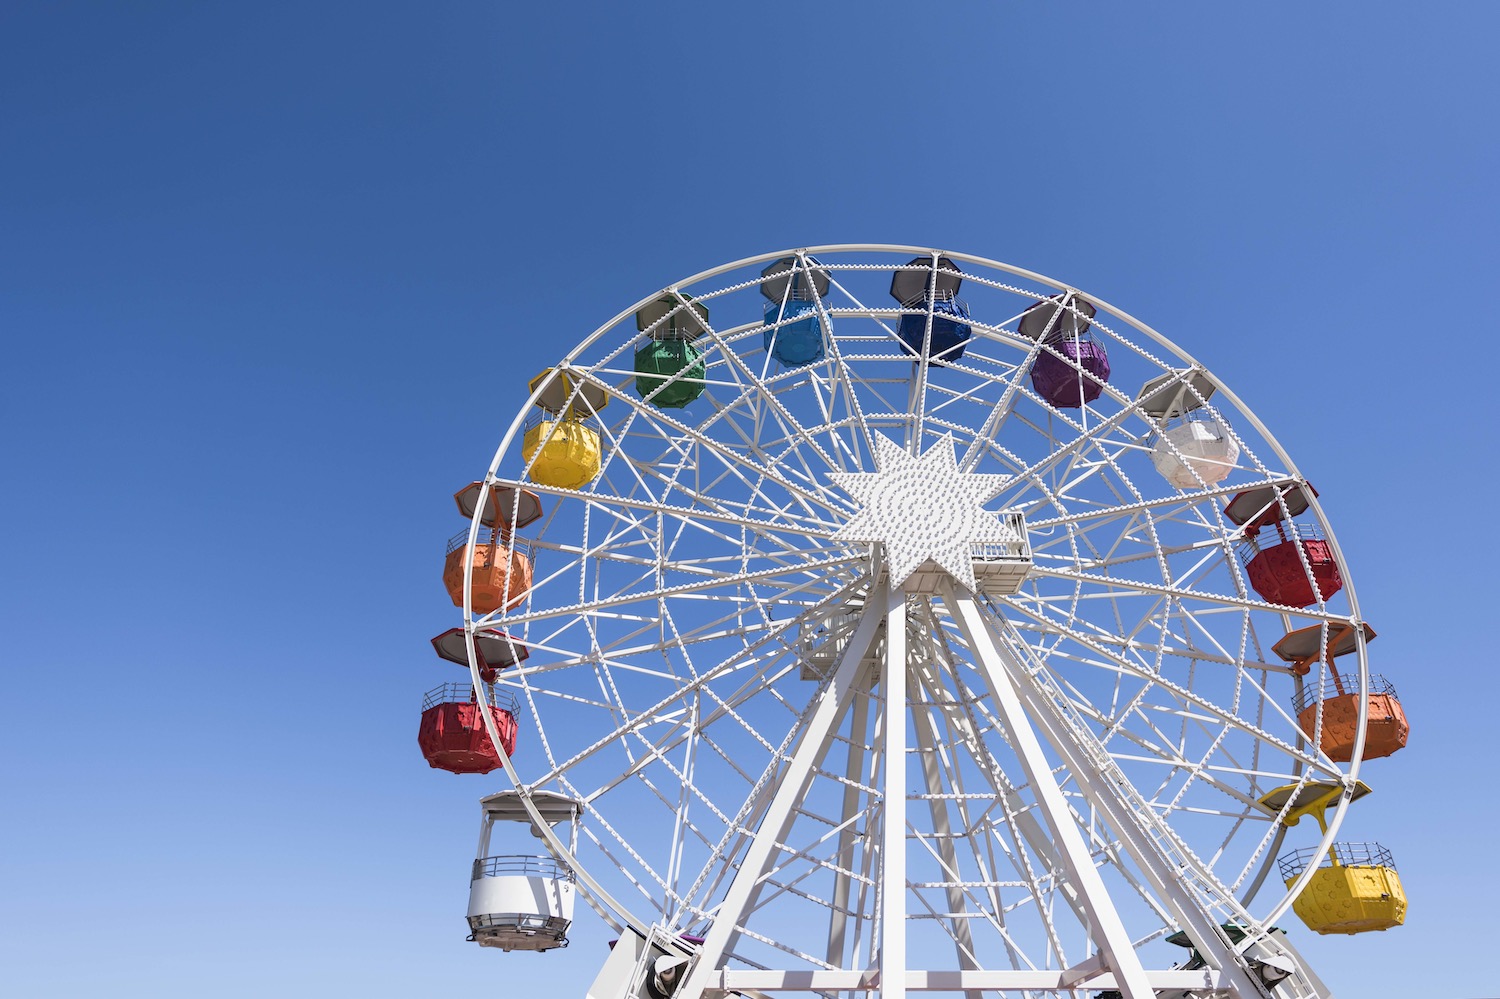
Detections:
891,255,971,364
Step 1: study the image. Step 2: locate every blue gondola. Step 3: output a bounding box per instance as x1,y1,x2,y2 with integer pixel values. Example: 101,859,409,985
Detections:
891,255,971,363
760,255,830,367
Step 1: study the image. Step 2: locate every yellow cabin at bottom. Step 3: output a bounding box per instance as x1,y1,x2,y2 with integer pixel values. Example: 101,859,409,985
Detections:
1289,863,1406,935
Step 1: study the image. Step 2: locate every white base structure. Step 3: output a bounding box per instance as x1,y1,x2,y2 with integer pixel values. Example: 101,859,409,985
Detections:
452,247,1383,998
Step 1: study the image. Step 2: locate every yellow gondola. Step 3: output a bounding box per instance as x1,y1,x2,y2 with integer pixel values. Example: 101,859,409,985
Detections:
522,369,609,489
1258,781,1406,935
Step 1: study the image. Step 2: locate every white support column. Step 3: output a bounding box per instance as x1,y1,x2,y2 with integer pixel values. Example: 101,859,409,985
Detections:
827,688,870,968
677,591,892,999
908,673,983,999
969,605,1273,998
943,586,1157,999
908,655,1091,941
880,587,907,999
851,693,887,975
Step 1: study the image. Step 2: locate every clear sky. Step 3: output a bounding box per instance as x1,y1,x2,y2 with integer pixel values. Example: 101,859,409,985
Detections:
2,3,1496,997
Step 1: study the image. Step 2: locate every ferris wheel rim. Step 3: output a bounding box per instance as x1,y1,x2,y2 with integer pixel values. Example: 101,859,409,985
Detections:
454,246,1373,977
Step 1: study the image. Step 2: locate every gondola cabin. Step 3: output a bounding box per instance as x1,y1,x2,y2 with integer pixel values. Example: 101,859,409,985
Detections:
1295,675,1408,763
443,531,534,613
1258,781,1406,935
523,369,609,489
1230,498,1350,606
468,791,581,951
419,623,527,773
760,255,829,367
1282,844,1407,936
1226,481,1342,606
418,683,518,774
1273,622,1409,762
1136,371,1238,487
1022,294,1109,407
1152,411,1240,488
1239,522,1343,608
891,255,972,364
634,295,709,409
442,483,540,614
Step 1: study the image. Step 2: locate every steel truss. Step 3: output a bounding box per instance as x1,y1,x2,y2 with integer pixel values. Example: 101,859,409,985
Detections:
458,247,1370,998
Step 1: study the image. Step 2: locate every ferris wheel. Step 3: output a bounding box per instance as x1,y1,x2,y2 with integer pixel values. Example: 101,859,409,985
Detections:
419,246,1411,999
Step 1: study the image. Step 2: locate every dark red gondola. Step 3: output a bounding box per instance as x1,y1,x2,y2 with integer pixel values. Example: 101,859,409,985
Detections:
1229,483,1341,607
418,683,519,775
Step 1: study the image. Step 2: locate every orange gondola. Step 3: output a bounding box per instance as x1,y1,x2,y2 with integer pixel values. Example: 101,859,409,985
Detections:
442,483,542,614
1273,623,1409,762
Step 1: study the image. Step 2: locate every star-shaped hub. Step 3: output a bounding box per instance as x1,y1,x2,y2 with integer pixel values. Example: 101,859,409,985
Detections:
829,434,1019,592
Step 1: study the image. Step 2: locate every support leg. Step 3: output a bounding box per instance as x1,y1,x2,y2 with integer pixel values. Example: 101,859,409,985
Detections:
827,689,871,968
880,590,907,999
908,671,983,999
943,586,1157,999
677,588,893,999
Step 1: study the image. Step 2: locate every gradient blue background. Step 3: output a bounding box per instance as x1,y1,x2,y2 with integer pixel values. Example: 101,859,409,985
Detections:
3,3,1495,996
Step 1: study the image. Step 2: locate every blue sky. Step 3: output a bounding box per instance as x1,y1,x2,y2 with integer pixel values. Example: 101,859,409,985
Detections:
2,3,1496,997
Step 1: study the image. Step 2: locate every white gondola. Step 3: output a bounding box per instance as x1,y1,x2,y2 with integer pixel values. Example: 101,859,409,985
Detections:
1137,371,1240,488
1152,411,1241,488
466,790,580,951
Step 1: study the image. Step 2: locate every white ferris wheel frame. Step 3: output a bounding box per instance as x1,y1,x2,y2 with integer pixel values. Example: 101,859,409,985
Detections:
453,245,1374,999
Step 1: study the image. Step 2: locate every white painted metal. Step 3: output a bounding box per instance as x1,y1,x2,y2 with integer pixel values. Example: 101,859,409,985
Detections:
945,588,1155,999
949,586,1281,997
908,670,984,999
880,589,907,999
826,688,870,967
587,928,652,999
830,434,1011,593
711,968,1232,991
468,795,582,951
675,594,890,999
451,247,1376,998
